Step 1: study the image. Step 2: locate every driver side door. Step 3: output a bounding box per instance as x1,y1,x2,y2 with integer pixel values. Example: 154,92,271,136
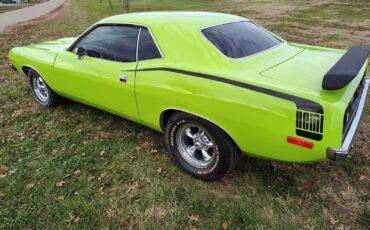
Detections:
53,25,140,121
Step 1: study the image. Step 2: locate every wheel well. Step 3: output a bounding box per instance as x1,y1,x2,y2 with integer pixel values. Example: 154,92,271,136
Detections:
160,109,241,151
22,66,31,76
160,109,178,131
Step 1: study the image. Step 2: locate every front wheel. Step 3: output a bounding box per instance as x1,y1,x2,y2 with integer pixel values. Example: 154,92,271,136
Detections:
165,112,241,181
28,69,61,107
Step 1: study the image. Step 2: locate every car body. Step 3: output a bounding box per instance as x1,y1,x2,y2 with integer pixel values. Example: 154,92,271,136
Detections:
8,12,369,179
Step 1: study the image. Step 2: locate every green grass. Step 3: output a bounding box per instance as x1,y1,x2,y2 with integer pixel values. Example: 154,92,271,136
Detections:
0,0,370,229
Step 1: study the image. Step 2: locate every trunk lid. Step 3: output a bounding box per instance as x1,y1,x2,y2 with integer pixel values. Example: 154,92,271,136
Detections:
259,43,366,103
260,45,343,91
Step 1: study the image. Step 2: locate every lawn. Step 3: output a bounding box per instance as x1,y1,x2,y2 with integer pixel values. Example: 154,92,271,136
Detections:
0,0,369,228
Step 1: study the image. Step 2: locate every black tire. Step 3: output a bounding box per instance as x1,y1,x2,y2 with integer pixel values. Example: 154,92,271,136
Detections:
165,112,241,181
28,69,61,107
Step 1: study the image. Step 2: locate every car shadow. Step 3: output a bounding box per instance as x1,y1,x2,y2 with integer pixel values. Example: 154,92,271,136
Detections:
57,99,365,196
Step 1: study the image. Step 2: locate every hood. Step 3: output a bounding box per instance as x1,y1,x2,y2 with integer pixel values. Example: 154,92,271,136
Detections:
27,37,76,52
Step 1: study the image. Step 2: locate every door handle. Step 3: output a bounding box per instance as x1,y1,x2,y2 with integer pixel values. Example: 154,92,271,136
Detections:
119,75,128,83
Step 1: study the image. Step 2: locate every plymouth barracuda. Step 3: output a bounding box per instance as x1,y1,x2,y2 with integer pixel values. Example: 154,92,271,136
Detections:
8,12,370,180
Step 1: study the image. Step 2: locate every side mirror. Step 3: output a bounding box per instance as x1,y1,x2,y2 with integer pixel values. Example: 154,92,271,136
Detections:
75,47,85,60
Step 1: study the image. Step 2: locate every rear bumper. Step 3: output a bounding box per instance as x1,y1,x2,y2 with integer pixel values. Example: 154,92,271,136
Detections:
326,77,370,160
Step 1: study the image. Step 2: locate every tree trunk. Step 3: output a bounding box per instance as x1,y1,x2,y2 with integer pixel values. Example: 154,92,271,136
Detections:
123,0,130,13
108,0,113,9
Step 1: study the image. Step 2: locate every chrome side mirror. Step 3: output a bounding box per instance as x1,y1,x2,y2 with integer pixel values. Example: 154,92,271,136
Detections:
75,47,85,60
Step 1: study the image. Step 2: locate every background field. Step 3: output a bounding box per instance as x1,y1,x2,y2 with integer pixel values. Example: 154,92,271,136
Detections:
0,0,369,229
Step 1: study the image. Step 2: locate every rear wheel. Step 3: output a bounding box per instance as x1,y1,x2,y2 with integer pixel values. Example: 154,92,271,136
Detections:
28,69,61,107
165,112,241,181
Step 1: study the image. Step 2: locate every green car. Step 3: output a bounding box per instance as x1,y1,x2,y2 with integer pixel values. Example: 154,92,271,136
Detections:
8,12,370,181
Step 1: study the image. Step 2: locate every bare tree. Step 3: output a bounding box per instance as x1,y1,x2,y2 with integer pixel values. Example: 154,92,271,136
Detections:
107,0,130,12
123,0,130,13
107,0,113,9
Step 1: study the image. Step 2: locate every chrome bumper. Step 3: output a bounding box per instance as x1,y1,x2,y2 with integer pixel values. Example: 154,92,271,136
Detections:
327,77,370,160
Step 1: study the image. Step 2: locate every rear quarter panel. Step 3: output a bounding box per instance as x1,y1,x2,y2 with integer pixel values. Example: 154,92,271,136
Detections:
135,61,338,162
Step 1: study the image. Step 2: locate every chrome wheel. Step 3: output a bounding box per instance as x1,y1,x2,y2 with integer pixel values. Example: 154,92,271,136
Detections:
32,75,48,103
176,124,215,168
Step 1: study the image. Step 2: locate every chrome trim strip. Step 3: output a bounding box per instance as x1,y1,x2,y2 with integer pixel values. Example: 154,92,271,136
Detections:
327,77,370,160
135,28,142,62
146,25,164,58
342,77,369,149
22,64,41,77
199,20,285,61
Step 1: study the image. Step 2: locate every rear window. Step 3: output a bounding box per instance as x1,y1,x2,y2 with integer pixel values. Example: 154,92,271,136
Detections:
202,21,282,59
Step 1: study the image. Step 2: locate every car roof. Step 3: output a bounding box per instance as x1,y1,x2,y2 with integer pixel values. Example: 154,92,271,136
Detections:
96,12,252,69
98,11,247,29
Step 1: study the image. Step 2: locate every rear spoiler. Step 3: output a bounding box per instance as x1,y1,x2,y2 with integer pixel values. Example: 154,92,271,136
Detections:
322,45,370,90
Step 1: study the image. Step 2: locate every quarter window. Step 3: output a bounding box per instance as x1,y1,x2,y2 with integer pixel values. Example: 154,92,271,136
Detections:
202,21,282,59
75,25,139,62
138,28,162,61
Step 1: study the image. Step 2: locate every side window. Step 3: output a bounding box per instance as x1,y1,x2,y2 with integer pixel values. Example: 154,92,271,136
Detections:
138,28,162,61
75,25,139,62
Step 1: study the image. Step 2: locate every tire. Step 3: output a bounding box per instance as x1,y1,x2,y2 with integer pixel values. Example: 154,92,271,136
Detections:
28,69,61,107
165,112,241,181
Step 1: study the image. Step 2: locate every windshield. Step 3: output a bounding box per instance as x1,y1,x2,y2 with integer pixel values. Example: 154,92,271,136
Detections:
202,21,282,59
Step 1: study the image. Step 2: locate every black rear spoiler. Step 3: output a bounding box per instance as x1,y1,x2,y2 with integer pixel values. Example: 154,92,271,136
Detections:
322,45,370,90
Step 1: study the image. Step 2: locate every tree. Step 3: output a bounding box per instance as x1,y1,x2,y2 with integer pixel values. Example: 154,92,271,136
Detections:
107,0,130,12
107,0,113,9
123,0,130,13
